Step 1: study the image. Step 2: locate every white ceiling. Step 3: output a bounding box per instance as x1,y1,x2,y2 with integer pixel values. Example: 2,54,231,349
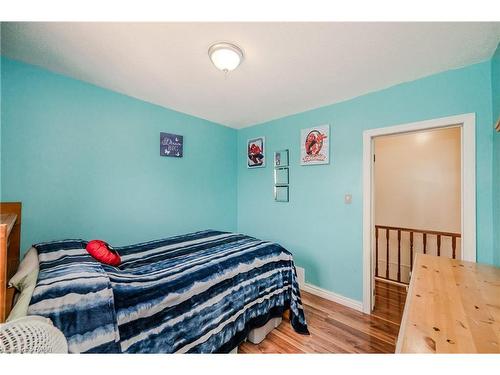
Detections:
1,22,499,128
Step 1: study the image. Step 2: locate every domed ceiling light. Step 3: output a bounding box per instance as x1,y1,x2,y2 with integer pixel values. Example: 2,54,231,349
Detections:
208,42,244,73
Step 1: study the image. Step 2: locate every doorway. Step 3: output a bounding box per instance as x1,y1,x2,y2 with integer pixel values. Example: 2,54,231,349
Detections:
362,113,476,314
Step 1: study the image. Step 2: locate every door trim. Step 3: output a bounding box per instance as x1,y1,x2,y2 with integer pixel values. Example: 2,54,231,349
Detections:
362,113,476,314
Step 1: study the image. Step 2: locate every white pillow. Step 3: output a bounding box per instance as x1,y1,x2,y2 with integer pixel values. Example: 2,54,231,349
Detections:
7,268,38,321
8,247,39,289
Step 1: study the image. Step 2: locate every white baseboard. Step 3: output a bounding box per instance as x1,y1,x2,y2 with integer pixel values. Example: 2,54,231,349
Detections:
301,283,363,312
295,266,306,287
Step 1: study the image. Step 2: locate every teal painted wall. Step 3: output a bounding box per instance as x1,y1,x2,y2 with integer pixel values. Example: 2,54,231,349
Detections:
0,55,3,199
1,57,237,254
237,62,494,301
492,43,500,266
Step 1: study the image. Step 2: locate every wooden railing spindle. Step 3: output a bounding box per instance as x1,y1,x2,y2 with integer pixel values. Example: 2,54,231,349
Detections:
452,236,456,259
375,227,379,277
397,230,401,282
386,229,390,279
410,232,414,270
423,233,427,254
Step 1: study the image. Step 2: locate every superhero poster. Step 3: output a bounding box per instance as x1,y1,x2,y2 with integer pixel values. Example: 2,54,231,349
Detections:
247,137,265,168
300,125,329,165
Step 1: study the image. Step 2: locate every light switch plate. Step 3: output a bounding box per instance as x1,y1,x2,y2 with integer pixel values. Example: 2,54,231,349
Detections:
344,193,352,204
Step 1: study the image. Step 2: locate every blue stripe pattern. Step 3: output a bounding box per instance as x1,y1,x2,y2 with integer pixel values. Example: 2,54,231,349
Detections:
29,230,308,353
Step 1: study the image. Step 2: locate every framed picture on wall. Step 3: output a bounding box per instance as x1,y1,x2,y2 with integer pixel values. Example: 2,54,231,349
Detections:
300,125,329,165
160,132,183,157
247,137,266,168
274,185,289,202
274,150,289,167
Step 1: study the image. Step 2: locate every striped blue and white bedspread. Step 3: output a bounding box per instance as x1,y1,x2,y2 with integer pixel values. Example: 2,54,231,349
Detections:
29,230,309,353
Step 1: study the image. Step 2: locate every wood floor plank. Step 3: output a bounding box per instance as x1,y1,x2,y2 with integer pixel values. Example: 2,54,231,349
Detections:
239,280,406,353
302,298,399,345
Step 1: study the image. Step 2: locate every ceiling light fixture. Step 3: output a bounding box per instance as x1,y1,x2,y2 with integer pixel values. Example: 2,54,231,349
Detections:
208,42,243,73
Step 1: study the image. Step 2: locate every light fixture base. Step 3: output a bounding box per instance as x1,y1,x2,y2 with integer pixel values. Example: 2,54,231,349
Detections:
208,42,244,72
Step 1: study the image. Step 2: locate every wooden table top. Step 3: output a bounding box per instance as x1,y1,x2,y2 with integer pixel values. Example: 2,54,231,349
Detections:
0,213,17,238
396,254,500,353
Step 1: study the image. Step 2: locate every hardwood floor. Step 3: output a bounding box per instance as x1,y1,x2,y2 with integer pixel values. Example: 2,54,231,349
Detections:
372,279,407,326
238,280,407,353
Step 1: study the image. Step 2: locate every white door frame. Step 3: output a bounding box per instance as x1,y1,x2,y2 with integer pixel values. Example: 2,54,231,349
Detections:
362,113,476,314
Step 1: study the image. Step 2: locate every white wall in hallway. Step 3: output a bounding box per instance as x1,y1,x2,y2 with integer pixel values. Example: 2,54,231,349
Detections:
374,127,461,282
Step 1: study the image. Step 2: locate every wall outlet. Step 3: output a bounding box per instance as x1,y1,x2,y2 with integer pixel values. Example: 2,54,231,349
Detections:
344,193,352,204
296,266,305,288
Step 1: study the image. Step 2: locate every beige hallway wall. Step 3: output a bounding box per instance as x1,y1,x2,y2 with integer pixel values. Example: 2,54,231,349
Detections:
374,127,461,282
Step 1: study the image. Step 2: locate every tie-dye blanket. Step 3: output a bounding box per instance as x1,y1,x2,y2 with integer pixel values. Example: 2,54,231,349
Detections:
28,230,309,353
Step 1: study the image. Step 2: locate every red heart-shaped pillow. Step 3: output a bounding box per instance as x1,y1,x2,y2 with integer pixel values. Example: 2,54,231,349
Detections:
86,240,121,266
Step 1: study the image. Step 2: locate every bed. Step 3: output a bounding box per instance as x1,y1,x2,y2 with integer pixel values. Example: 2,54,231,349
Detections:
20,229,308,353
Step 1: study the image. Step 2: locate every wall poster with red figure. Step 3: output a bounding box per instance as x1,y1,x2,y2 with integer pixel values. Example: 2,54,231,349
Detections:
247,137,266,168
300,125,329,165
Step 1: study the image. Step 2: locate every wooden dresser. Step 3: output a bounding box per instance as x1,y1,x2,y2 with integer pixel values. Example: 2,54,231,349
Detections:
0,202,22,323
396,253,500,353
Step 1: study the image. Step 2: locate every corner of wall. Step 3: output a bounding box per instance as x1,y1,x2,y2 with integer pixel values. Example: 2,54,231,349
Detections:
491,42,500,266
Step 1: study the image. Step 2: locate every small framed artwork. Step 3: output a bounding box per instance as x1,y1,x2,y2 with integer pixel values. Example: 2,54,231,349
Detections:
300,125,329,165
247,137,265,168
273,149,289,202
160,132,183,157
274,167,289,185
274,185,289,202
274,150,289,167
